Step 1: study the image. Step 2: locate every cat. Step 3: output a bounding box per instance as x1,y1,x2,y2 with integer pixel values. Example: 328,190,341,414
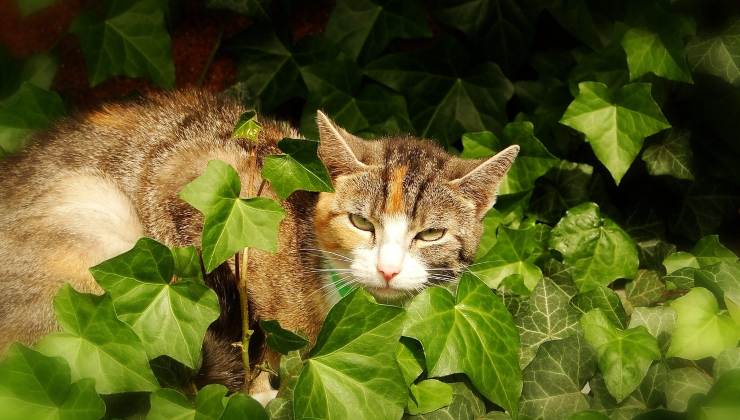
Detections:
0,90,518,399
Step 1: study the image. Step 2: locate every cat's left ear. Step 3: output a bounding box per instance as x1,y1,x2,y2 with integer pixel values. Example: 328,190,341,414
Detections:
448,145,519,217
316,111,371,179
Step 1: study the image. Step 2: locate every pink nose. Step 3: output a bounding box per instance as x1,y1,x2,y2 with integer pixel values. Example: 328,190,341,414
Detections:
377,265,400,282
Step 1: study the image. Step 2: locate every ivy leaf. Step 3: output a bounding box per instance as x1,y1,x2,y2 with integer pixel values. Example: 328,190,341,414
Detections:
405,382,486,420
672,181,739,241
588,362,667,419
397,337,425,386
148,384,268,420
641,129,695,180
667,287,740,360
430,0,534,73
460,122,559,194
560,82,671,184
520,334,596,420
549,202,639,292
403,273,522,417
625,270,666,307
36,285,159,394
293,289,407,420
207,0,271,20
325,0,430,61
580,309,661,402
516,278,581,368
262,138,334,199
694,261,740,306
714,348,740,378
694,369,740,420
179,160,286,272
663,251,700,273
16,0,58,16
686,19,740,87
665,367,713,412
71,0,174,88
0,344,105,420
407,379,453,415
232,110,262,140
628,306,677,353
90,238,220,369
471,224,549,290
0,82,64,156
572,285,628,329
365,39,513,148
171,245,204,283
621,25,693,83
260,319,309,354
692,235,738,268
530,161,593,224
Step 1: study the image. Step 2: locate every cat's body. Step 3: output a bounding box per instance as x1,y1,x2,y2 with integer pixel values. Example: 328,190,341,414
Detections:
0,90,518,397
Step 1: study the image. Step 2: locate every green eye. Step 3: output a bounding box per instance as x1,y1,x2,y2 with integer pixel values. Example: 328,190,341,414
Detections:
416,228,446,242
349,214,374,232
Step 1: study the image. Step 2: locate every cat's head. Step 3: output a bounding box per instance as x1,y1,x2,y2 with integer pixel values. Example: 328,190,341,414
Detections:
313,111,518,302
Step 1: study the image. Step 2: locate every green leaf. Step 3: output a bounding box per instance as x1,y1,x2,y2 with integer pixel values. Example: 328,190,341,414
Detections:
0,344,105,420
516,277,581,368
567,412,610,420
36,285,158,394
227,27,306,112
171,245,205,283
403,273,522,417
581,309,661,402
430,0,534,73
179,159,286,272
530,161,593,224
628,306,677,352
520,334,596,420
471,224,549,290
641,129,695,180
695,369,740,420
71,0,174,88
365,39,513,147
262,138,334,199
275,350,303,402
90,238,220,369
663,251,700,274
396,337,425,386
407,379,453,415
293,289,406,420
0,82,64,156
549,202,639,292
148,384,268,419
460,122,559,194
714,348,740,378
16,0,58,16
621,25,693,83
665,367,713,412
667,287,740,360
260,319,309,354
687,19,740,87
560,82,671,183
572,285,628,330
694,261,740,306
588,362,667,420
692,235,738,268
325,0,430,61
232,110,262,140
625,270,666,307
404,382,486,420
207,0,271,20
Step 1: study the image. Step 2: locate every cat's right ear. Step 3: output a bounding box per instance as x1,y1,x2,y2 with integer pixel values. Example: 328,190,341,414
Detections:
316,110,369,178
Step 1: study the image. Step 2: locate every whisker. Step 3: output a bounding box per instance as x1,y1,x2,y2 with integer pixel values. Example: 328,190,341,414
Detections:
299,248,353,262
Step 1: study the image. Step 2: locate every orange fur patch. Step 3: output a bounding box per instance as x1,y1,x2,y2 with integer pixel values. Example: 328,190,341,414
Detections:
86,106,128,128
386,166,407,214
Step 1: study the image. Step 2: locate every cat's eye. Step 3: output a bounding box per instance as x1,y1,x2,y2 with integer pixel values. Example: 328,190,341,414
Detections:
416,228,446,242
349,214,374,232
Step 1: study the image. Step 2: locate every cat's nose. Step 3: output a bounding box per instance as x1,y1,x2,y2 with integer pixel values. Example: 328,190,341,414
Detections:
377,265,400,282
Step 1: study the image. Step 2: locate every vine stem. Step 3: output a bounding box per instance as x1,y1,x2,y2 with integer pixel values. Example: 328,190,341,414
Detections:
236,146,265,393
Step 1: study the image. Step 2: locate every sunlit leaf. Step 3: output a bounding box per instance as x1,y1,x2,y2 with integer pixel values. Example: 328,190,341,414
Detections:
262,138,334,199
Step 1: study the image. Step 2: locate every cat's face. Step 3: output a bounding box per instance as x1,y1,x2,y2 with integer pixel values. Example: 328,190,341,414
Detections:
313,112,518,302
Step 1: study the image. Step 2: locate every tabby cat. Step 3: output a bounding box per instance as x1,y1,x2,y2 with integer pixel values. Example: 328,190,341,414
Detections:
0,90,518,399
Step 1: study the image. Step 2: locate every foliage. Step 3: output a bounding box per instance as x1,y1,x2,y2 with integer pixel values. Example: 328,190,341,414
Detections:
2,0,740,419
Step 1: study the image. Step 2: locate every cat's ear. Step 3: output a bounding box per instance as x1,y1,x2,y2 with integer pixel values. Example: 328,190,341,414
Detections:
316,110,369,178
448,145,519,217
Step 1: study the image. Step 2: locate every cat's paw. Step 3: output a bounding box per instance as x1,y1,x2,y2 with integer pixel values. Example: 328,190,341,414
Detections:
251,389,278,406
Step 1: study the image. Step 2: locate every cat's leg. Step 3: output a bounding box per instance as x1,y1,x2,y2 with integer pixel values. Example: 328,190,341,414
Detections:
0,170,143,351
